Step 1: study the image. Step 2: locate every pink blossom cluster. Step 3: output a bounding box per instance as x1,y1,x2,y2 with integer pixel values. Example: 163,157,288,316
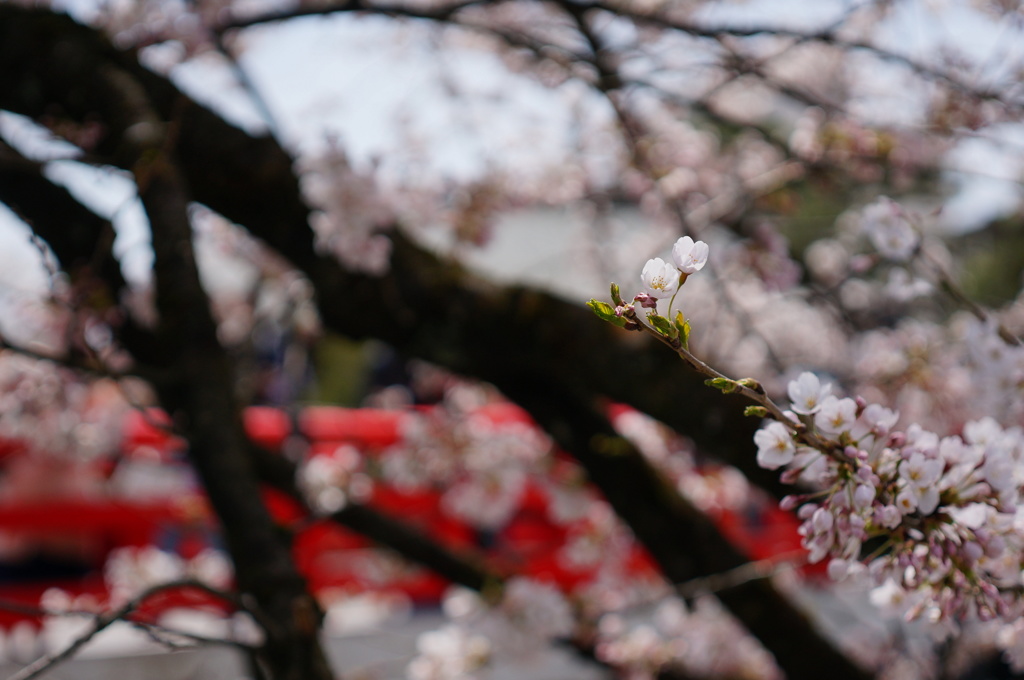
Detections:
756,371,1024,624
638,236,709,303
409,578,574,679
594,596,781,680
298,443,373,514
0,353,127,461
378,384,553,530
104,545,233,605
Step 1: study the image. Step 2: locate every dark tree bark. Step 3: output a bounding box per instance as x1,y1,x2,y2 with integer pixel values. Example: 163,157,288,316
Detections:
0,141,126,297
0,9,332,679
108,77,333,680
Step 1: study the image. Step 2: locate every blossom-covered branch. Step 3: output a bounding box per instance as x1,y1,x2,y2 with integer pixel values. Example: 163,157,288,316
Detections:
592,236,1024,669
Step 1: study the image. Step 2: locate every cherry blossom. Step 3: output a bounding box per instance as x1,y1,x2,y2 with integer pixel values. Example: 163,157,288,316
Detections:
750,370,1024,628
786,372,832,415
640,257,681,299
407,624,491,680
813,396,859,436
753,421,795,470
861,197,919,262
670,236,710,275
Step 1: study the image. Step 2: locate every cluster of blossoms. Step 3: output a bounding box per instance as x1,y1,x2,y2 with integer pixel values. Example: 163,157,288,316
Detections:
104,545,233,605
860,196,920,263
378,384,553,530
755,370,1024,625
637,236,710,305
597,223,1024,672
0,353,126,461
408,578,574,680
407,623,492,680
594,596,781,680
298,443,373,514
301,144,395,276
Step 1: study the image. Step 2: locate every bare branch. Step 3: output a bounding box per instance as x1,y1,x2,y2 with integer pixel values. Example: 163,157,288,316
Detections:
4,580,240,680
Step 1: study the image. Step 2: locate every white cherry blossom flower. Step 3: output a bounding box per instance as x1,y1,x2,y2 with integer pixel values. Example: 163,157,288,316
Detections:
897,453,943,514
899,452,943,489
983,448,1017,493
947,503,991,530
861,404,899,436
870,579,911,614
964,417,1004,447
408,624,491,680
670,236,710,274
938,436,977,466
895,487,918,514
640,257,681,299
862,197,918,261
787,372,831,415
885,267,932,301
754,421,795,470
914,486,940,515
814,396,858,435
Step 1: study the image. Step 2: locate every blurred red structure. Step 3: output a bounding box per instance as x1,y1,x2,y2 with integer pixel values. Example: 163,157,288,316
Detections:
0,404,808,628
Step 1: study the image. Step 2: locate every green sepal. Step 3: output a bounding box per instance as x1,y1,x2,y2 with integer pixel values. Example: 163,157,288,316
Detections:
705,377,740,394
674,311,691,350
744,406,769,418
610,283,624,307
587,299,626,327
647,312,676,338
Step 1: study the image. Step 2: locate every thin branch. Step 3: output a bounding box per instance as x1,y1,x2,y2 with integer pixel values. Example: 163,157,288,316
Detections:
922,250,1023,346
617,301,842,456
571,0,1021,112
214,0,493,35
215,0,1022,117
556,1,800,376
129,619,258,653
675,550,807,599
4,580,240,680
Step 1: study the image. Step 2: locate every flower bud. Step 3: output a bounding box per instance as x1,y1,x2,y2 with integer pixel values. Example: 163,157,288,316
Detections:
962,541,984,563
812,507,834,533
853,485,875,510
780,495,802,511
633,293,658,309
985,535,1006,559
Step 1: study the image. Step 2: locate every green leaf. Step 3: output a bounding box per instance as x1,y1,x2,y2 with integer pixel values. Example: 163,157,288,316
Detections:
705,377,739,394
587,299,626,327
674,311,691,350
744,406,769,418
647,313,676,338
610,283,624,307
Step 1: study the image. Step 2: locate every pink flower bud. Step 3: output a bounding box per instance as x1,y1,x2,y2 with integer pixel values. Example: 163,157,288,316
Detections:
853,484,875,509
798,503,818,520
812,507,834,533
962,541,984,562
985,535,1006,559
827,559,851,581
780,495,801,511
780,468,802,484
633,293,658,309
